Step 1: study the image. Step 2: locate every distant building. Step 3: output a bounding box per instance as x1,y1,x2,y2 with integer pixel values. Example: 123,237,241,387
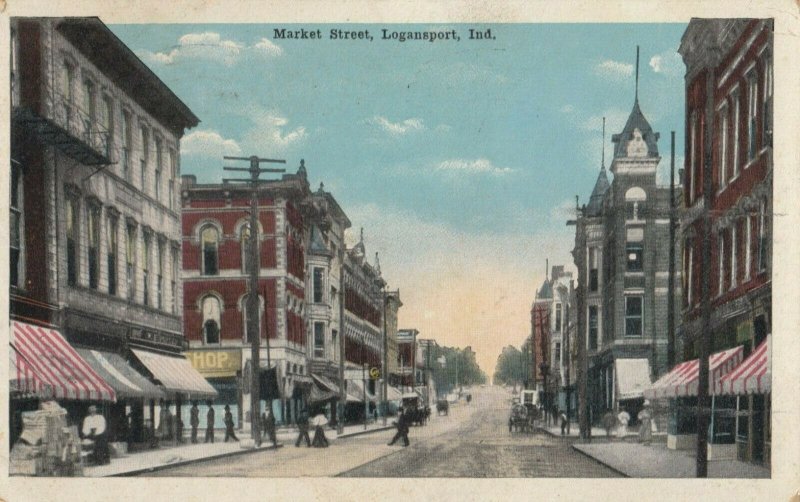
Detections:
677,18,772,466
384,290,402,381
396,328,419,390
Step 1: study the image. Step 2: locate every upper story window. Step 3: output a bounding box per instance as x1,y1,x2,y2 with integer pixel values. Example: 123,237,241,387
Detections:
588,306,598,350
239,223,251,273
718,229,726,296
82,79,96,144
762,55,773,147
625,187,646,221
589,247,599,292
126,223,136,300
107,213,118,295
201,225,220,276
142,231,151,306
168,149,177,210
10,28,19,107
554,303,562,333
313,267,325,303
157,240,164,310
61,62,75,107
122,111,132,181
171,247,179,314
155,137,163,201
202,295,221,345
87,203,100,290
243,295,264,344
758,199,768,272
314,322,325,358
718,106,729,189
140,126,149,192
732,92,741,179
747,71,759,161
626,242,643,272
624,296,643,337
66,194,79,286
688,113,696,204
10,161,24,288
101,95,113,158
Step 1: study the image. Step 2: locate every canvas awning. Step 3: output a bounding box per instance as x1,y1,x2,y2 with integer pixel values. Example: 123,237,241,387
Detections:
131,349,217,399
615,358,652,400
10,345,52,398
716,336,771,395
10,321,115,401
75,348,164,400
386,386,403,401
348,379,377,402
310,373,361,402
643,346,743,400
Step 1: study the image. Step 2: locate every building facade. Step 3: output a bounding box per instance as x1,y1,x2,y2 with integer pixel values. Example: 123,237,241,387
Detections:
10,17,209,447
396,328,419,390
678,18,772,465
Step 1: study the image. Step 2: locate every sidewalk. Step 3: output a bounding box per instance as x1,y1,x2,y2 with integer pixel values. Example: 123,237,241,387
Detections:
572,441,770,478
83,421,395,477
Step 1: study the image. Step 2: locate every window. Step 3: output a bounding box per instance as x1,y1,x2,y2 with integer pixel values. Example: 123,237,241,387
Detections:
202,296,221,345
169,149,177,210
763,56,773,147
171,248,179,314
588,306,598,350
240,223,251,273
101,95,113,158
625,187,646,221
87,205,100,289
555,342,561,364
10,161,23,288
82,79,95,144
126,224,136,300
730,224,737,289
142,232,151,306
314,322,325,358
688,114,696,204
157,240,164,310
732,93,740,178
107,213,117,295
718,230,725,296
625,296,643,337
555,303,562,332
61,62,75,123
719,107,728,188
155,137,162,201
758,200,768,271
66,196,79,286
686,244,694,306
201,225,219,275
589,247,599,292
626,242,643,271
313,267,325,303
10,28,18,106
122,112,132,181
745,216,752,280
140,126,148,191
747,72,758,161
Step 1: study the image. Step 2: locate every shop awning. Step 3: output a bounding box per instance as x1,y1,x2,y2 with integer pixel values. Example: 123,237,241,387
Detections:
643,346,743,400
716,336,771,395
386,386,403,401
75,348,164,400
311,373,341,394
615,358,652,400
348,379,378,402
11,321,115,401
10,345,52,398
131,349,217,400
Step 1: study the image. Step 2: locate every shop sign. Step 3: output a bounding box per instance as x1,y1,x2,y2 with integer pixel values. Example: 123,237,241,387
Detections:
186,350,242,378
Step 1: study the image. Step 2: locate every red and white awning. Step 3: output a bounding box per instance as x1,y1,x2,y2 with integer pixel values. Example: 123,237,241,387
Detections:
10,321,116,401
716,336,771,395
643,345,743,400
10,345,52,398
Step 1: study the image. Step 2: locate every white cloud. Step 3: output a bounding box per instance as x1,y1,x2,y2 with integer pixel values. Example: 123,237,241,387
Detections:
138,32,282,67
241,110,307,153
368,116,426,136
550,197,579,222
649,50,684,77
436,158,514,176
594,59,634,81
560,104,575,114
181,130,241,157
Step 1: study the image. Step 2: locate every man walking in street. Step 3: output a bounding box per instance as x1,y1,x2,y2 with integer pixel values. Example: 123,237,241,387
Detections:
223,405,239,442
190,401,200,443
262,408,277,447
560,410,568,436
295,411,311,447
205,401,215,443
388,407,410,447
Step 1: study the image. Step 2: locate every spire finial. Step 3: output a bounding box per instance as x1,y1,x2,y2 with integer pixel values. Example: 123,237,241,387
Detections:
601,116,606,171
360,227,364,243
635,45,640,103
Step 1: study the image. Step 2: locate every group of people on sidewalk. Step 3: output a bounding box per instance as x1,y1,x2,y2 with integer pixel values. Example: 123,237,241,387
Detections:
601,400,654,444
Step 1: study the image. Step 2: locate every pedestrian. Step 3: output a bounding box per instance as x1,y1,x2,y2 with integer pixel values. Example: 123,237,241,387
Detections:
82,405,110,465
295,411,311,447
560,410,568,436
638,400,653,445
387,407,410,447
617,409,630,439
205,401,215,443
263,408,277,447
601,411,617,438
311,411,329,448
175,414,184,444
190,401,200,443
223,405,238,442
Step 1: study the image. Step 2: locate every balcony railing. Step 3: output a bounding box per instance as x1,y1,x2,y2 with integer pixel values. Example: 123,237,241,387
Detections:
52,95,110,159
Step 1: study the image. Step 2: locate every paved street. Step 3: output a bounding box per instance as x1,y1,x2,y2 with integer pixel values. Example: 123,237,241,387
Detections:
141,386,619,477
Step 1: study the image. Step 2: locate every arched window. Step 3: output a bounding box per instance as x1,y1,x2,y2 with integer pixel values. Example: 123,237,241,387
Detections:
625,186,647,220
201,295,221,344
239,222,251,274
201,225,219,275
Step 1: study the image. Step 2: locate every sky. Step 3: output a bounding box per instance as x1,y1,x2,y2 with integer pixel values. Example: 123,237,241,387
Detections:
110,23,688,377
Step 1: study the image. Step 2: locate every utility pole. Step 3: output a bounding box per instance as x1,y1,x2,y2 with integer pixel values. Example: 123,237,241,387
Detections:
564,285,571,433
668,131,677,370
382,286,388,426
223,155,286,447
338,249,346,435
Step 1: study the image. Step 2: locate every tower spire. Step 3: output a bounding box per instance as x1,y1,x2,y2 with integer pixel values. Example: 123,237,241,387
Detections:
601,116,606,171
635,45,640,103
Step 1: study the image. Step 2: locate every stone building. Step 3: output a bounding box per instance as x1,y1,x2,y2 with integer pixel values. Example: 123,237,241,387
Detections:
10,17,212,447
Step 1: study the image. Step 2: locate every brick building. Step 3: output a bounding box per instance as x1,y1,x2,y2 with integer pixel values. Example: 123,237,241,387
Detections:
676,18,772,465
10,17,213,448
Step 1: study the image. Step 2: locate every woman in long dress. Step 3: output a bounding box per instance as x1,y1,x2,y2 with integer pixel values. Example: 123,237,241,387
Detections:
638,401,653,445
311,412,329,448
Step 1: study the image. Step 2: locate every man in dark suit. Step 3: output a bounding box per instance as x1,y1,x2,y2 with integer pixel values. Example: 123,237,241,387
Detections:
205,401,215,443
223,405,239,442
295,411,311,447
190,402,200,443
262,409,278,447
388,407,410,447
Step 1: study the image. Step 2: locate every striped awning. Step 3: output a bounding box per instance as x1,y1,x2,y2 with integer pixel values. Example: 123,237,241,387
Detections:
643,345,743,400
131,349,217,399
76,348,165,400
10,345,52,398
716,336,771,395
10,321,116,401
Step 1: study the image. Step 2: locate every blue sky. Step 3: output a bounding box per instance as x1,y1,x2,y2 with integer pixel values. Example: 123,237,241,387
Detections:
110,23,687,375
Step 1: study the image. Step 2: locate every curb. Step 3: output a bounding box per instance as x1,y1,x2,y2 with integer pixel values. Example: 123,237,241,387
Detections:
338,425,395,439
569,444,629,478
107,443,284,477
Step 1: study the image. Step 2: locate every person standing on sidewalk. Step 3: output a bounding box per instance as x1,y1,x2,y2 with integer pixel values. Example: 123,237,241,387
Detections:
616,409,630,439
559,410,568,436
205,402,215,443
190,402,200,443
223,405,239,442
311,411,329,448
638,401,653,445
295,411,311,447
388,407,410,447
262,409,277,447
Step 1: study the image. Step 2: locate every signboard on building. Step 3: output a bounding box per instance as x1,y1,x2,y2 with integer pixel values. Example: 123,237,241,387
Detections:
186,349,242,378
